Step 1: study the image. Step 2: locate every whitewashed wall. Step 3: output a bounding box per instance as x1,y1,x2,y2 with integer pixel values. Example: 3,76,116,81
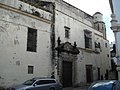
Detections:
0,0,52,87
112,0,120,60
55,0,111,85
112,0,120,23
116,32,120,58
110,0,120,80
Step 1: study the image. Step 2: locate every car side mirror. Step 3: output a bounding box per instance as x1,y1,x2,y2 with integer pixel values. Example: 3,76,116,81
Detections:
33,84,37,87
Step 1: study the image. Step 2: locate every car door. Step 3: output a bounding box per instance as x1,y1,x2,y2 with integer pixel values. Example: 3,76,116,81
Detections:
31,80,47,90
44,80,56,90
31,80,56,90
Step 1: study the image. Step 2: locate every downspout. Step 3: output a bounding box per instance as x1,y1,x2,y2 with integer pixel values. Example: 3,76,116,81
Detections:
51,2,56,71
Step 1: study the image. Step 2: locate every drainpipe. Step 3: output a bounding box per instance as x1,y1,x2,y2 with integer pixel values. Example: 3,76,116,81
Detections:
51,2,56,74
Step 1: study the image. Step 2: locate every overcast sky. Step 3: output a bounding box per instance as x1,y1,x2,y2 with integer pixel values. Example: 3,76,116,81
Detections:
63,0,115,43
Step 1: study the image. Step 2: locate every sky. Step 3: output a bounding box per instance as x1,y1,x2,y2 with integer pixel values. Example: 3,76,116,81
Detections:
63,0,115,43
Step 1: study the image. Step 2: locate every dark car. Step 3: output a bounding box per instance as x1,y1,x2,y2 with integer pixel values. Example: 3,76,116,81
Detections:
7,77,62,90
88,80,120,90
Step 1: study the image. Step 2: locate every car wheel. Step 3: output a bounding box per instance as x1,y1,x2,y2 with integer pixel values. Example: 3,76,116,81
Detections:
50,87,55,90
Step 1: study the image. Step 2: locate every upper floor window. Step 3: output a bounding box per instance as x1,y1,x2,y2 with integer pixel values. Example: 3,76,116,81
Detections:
64,26,70,38
95,42,101,48
97,24,100,31
27,27,37,52
84,30,92,49
105,43,108,48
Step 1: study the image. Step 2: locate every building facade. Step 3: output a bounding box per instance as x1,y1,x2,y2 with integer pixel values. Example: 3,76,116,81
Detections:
0,0,54,87
53,0,110,87
0,0,111,88
109,0,120,80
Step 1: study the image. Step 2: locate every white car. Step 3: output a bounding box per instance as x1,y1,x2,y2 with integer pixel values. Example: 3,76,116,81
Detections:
7,77,62,90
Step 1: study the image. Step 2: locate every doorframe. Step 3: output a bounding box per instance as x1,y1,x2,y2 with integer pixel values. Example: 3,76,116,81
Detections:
86,65,93,83
57,53,77,87
98,67,100,80
62,61,73,87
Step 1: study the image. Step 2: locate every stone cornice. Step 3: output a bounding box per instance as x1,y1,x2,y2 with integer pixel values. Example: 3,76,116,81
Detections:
111,24,120,32
0,3,52,24
110,13,120,32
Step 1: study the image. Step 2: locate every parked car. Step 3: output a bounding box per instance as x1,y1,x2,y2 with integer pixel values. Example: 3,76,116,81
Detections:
7,77,62,90
88,80,120,90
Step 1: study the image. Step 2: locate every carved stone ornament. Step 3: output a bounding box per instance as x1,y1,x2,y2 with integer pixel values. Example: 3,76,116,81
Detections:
56,42,80,54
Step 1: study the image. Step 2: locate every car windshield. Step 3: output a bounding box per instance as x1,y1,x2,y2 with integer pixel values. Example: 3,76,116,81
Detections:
23,79,36,85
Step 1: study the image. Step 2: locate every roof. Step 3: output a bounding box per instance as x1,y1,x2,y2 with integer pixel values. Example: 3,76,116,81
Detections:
32,77,56,80
93,12,103,15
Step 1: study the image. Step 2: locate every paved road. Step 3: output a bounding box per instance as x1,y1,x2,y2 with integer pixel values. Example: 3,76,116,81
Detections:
63,86,88,90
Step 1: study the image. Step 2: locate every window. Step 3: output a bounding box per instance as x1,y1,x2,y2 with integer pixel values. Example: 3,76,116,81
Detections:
64,26,70,38
28,66,34,74
97,24,100,31
84,30,92,49
46,80,56,84
98,42,101,48
35,80,56,85
95,42,101,48
105,43,107,48
27,27,37,52
23,79,36,85
35,80,45,85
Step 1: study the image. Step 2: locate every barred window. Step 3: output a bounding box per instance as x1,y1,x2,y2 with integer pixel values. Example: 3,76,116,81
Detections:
28,66,34,74
84,30,92,49
27,27,37,52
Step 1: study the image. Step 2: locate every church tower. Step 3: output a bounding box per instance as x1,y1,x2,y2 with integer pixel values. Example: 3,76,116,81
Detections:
93,12,106,39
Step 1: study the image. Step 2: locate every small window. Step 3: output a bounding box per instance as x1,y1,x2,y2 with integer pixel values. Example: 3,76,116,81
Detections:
64,26,70,38
97,24,100,31
28,66,34,74
27,27,37,52
105,43,107,48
